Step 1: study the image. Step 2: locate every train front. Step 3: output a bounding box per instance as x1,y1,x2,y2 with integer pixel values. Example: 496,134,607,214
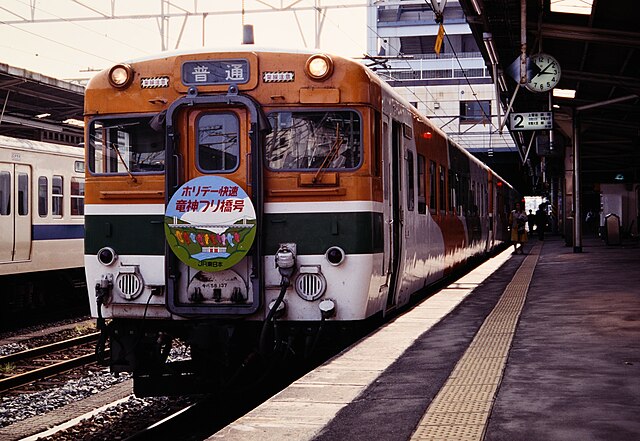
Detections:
84,49,383,395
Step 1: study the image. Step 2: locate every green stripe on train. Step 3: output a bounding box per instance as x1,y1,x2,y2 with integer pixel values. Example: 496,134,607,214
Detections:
85,212,384,256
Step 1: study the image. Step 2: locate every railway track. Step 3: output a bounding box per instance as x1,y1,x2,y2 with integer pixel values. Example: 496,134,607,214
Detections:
0,332,101,393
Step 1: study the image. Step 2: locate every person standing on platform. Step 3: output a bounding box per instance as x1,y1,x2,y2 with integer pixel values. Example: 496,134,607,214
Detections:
528,209,536,234
536,204,548,240
509,202,528,254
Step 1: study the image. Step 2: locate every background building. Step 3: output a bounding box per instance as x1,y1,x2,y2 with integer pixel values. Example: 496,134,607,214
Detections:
365,0,525,189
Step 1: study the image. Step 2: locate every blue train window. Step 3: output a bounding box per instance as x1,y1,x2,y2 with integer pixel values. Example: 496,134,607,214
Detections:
0,171,9,216
52,175,63,217
71,177,84,216
38,176,48,217
17,173,28,216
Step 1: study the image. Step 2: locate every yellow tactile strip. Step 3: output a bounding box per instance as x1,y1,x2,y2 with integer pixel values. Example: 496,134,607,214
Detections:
411,245,541,441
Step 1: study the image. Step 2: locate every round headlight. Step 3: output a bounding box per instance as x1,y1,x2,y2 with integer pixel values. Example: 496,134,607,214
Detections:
325,246,345,266
108,64,134,89
305,54,333,81
97,247,117,266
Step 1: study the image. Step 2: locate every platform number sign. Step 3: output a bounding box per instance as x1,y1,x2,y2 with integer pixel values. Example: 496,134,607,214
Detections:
509,112,553,131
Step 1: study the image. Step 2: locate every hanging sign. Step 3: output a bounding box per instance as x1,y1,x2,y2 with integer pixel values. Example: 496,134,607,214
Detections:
165,176,256,272
509,112,553,131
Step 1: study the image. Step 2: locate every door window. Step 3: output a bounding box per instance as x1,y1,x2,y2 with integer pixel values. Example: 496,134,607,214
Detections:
196,112,240,172
17,173,28,216
0,171,10,215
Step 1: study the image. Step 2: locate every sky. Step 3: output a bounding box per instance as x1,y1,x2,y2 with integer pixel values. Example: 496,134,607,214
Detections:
0,0,368,82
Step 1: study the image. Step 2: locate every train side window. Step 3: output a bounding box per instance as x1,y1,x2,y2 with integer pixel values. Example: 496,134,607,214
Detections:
52,175,63,217
417,154,426,214
71,177,85,216
197,112,240,172
439,165,446,214
38,176,48,217
0,171,10,215
373,111,382,177
449,170,457,213
406,150,415,211
17,173,28,216
429,160,436,212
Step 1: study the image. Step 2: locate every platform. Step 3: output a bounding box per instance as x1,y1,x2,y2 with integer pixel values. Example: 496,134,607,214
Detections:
210,235,640,441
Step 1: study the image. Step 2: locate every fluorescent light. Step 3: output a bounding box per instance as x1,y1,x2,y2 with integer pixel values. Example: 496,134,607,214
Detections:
470,0,482,15
553,104,560,109
550,0,593,15
498,73,508,93
63,118,85,127
36,113,51,118
553,88,576,98
482,33,498,65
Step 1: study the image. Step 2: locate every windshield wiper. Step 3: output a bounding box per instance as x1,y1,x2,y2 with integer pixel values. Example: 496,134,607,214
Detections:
110,142,137,183
312,123,343,184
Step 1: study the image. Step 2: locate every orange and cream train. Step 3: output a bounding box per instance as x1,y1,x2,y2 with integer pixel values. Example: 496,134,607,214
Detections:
84,48,517,395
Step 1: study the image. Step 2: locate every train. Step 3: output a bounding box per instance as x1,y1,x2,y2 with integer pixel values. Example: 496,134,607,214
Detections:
83,48,518,395
0,135,86,329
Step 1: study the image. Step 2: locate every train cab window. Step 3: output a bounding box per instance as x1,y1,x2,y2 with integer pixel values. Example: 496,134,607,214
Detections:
406,150,415,211
0,171,10,215
71,177,85,216
197,113,239,172
17,173,28,216
265,110,361,170
417,154,426,214
38,176,48,217
52,175,63,217
88,116,165,175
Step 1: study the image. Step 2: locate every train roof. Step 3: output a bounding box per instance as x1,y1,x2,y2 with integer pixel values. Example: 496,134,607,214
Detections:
0,135,84,157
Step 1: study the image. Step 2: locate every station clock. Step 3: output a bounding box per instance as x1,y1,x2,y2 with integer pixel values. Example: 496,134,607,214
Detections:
526,53,561,93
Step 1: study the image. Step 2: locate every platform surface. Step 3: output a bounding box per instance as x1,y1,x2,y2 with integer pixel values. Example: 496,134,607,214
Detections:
211,236,640,441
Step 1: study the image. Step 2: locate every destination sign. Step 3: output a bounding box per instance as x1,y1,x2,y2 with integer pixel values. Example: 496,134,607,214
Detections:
509,112,553,131
182,59,249,86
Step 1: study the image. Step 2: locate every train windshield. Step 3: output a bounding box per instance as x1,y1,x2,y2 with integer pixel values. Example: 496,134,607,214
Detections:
88,116,165,174
265,110,361,170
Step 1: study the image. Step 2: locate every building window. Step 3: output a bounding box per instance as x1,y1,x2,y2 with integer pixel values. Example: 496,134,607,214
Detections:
460,100,491,124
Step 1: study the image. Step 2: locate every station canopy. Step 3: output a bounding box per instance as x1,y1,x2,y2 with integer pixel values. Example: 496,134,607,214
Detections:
459,0,639,191
0,63,84,145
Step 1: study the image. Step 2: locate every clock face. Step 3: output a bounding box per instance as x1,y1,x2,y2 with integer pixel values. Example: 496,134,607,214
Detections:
526,53,561,92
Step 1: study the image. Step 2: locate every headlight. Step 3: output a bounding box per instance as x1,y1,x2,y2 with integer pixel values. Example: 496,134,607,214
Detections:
97,247,117,266
108,64,134,89
325,246,345,266
305,54,333,81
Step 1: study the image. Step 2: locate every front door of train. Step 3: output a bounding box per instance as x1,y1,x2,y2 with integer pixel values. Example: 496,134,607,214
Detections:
0,163,32,263
164,96,266,316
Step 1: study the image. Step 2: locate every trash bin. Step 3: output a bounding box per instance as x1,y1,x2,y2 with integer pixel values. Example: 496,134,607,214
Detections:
605,213,621,245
